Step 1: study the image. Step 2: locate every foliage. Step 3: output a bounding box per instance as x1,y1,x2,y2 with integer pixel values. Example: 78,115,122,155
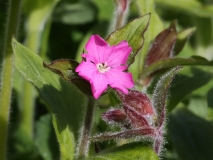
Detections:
0,0,213,160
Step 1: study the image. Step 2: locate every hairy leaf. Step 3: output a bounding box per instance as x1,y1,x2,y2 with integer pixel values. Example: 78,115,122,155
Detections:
88,142,158,160
106,14,150,67
153,66,181,127
35,114,59,160
13,38,87,160
43,59,79,81
168,67,212,111
140,56,213,79
44,59,92,96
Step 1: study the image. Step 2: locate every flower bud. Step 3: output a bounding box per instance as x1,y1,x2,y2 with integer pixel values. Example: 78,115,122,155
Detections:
102,109,127,123
114,0,130,13
117,90,155,128
109,0,131,32
145,21,177,67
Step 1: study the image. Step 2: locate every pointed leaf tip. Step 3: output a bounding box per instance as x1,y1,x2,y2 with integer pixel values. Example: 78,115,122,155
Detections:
153,66,182,127
174,27,196,55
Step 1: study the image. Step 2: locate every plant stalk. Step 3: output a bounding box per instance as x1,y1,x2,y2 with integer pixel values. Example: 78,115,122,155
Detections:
19,81,35,139
115,0,130,30
0,0,22,159
77,97,96,159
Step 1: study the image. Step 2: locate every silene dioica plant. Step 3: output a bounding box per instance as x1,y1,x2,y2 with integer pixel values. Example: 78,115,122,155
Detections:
0,0,213,160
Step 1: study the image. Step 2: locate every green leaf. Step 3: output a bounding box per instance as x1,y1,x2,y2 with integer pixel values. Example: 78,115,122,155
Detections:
174,27,196,55
43,59,79,81
88,142,159,160
168,67,212,111
44,59,92,96
155,0,213,17
53,2,96,25
17,0,60,143
153,66,181,127
187,96,208,118
35,114,59,160
22,0,59,15
91,0,114,21
192,17,212,56
140,56,213,79
12,38,87,160
168,108,213,160
23,0,59,53
207,88,213,109
8,127,41,160
106,14,150,66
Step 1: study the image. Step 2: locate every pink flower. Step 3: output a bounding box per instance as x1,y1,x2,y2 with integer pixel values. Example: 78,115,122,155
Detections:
76,35,134,99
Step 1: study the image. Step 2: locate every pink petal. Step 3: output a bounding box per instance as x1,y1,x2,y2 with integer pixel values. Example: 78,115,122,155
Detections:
85,35,109,63
76,61,110,99
75,61,97,82
107,41,132,67
90,74,108,99
114,66,128,71
106,68,134,93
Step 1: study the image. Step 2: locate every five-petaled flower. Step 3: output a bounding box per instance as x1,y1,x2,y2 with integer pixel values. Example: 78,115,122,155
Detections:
76,35,134,99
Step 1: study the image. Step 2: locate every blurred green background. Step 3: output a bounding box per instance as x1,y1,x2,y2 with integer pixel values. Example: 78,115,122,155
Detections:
0,0,213,159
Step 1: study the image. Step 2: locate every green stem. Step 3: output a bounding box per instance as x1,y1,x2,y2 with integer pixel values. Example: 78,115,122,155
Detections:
18,26,40,141
0,0,22,159
19,81,35,139
40,18,52,60
77,97,96,159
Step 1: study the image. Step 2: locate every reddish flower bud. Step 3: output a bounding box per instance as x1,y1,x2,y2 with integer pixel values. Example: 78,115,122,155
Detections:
110,0,131,30
117,90,155,128
145,21,177,67
117,90,154,115
102,109,127,123
114,0,130,13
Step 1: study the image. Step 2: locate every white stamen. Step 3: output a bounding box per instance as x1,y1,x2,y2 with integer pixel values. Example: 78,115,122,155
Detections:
97,62,110,73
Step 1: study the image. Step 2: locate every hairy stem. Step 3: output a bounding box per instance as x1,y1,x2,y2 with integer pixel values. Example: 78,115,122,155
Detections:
115,9,125,30
153,128,163,155
108,0,130,34
0,0,22,159
115,0,130,30
77,97,96,159
89,128,155,142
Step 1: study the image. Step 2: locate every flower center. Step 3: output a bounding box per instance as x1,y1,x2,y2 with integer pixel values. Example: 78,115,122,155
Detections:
97,62,110,73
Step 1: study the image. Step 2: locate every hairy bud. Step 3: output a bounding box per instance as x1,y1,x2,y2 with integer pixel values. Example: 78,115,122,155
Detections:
117,90,156,128
102,109,127,123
